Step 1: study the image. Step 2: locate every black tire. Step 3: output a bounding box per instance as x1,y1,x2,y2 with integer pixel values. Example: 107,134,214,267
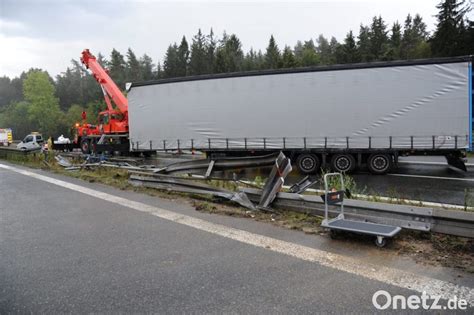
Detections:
80,139,91,154
367,153,392,175
375,237,387,248
330,229,342,239
296,153,320,174
331,154,356,173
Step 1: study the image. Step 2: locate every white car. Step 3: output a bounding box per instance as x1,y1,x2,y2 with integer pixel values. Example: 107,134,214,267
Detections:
17,133,44,151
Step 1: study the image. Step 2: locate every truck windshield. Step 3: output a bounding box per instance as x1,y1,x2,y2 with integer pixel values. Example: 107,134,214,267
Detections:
99,114,109,124
111,113,123,121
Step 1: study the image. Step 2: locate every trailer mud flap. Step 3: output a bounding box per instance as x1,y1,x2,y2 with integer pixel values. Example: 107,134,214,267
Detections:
445,154,467,171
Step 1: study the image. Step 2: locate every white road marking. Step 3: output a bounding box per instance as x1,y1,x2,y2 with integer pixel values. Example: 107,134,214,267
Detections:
399,160,474,167
389,173,474,182
1,163,473,305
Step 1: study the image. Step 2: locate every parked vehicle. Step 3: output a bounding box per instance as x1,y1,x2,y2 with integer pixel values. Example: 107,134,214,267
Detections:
0,128,13,146
17,132,44,151
127,56,473,174
52,50,149,156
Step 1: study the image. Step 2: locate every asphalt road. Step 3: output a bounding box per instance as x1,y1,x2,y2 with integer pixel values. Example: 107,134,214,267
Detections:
1,162,472,313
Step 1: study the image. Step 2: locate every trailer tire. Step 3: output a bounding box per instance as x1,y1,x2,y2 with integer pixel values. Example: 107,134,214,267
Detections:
80,139,91,154
367,153,392,174
331,154,356,173
296,153,320,174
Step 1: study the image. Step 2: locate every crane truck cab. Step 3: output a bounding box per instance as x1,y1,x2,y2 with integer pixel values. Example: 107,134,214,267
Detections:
17,132,44,151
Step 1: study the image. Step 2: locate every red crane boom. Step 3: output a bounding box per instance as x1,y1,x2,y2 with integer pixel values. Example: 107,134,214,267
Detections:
80,49,128,116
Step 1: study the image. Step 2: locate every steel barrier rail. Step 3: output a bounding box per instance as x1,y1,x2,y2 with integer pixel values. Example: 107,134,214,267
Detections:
242,188,474,238
127,171,474,238
154,153,279,174
0,146,41,157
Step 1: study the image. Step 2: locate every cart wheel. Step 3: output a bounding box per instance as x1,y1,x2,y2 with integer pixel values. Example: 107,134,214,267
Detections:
375,236,387,248
330,230,340,239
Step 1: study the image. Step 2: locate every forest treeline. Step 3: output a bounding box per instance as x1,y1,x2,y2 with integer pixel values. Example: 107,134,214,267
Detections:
0,0,472,139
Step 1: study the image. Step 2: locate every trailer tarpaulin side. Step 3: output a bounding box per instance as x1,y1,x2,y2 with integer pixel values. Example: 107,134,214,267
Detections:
127,59,471,151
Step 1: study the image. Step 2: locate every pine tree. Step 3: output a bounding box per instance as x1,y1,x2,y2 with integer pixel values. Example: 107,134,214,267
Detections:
299,40,319,66
156,62,164,79
243,48,258,71
139,54,155,81
214,33,243,73
206,29,217,74
224,34,244,72
316,34,333,64
369,16,389,60
386,22,402,60
126,48,142,82
265,35,281,69
176,36,189,77
401,14,430,59
431,0,469,56
281,46,298,68
108,49,127,89
357,25,372,62
338,30,360,63
163,43,179,78
189,29,208,75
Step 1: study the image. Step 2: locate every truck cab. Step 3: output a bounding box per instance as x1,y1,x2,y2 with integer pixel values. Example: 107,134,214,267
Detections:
0,128,13,146
17,133,44,151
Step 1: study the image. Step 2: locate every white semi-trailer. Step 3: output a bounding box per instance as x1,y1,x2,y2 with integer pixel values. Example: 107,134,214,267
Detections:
127,56,473,174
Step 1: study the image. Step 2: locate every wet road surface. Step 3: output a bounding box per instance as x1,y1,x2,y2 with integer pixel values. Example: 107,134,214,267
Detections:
1,162,472,312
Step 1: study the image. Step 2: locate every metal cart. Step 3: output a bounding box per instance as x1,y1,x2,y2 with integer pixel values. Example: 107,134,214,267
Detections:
320,173,401,247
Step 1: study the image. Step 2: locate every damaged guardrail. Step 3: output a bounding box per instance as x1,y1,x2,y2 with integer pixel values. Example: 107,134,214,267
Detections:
129,171,256,210
153,152,279,175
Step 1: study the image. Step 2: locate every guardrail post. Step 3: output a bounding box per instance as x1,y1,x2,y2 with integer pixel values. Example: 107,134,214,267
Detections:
226,138,229,149
208,138,211,149
163,140,166,151
432,136,435,149
244,138,247,149
177,139,180,151
283,137,286,149
263,138,266,149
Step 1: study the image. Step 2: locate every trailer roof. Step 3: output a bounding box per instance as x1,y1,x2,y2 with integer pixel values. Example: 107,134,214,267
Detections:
130,55,472,88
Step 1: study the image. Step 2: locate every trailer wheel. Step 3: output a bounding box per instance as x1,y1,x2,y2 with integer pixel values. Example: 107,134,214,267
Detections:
367,153,392,174
375,236,387,248
296,153,320,174
80,139,91,154
331,154,356,173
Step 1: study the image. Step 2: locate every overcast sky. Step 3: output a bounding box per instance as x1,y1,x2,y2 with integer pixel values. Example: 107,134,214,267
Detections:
0,0,457,78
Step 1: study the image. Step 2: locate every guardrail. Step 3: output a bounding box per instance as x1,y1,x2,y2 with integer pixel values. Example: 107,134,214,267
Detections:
127,169,474,238
243,188,474,238
0,146,41,158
